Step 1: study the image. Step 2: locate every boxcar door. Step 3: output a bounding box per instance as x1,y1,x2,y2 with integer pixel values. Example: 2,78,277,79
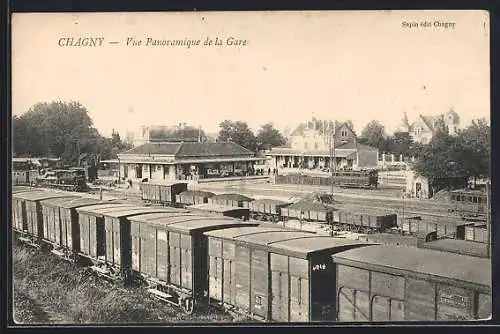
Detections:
89,217,98,258
54,207,61,245
250,249,269,320
289,257,310,322
131,222,141,272
270,253,289,322
222,242,237,306
169,232,181,286
42,206,50,239
112,219,121,266
208,238,223,303
234,245,251,312
144,226,157,278
180,234,193,290
105,218,114,263
156,229,169,282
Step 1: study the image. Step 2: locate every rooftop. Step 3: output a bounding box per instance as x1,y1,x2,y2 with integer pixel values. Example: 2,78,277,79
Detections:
120,141,254,157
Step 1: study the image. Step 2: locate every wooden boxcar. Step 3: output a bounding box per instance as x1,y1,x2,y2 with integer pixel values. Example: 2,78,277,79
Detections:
281,201,334,223
128,213,258,313
464,224,489,243
76,203,138,264
12,190,48,235
78,205,185,281
187,203,250,221
333,170,378,189
176,190,215,206
205,226,372,322
207,193,254,208
334,208,397,234
449,189,488,219
248,198,292,222
39,197,113,260
420,238,490,258
141,181,188,205
13,190,76,246
402,216,472,239
332,245,491,321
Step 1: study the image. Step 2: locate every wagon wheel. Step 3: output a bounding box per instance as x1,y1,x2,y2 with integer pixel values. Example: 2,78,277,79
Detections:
183,297,195,314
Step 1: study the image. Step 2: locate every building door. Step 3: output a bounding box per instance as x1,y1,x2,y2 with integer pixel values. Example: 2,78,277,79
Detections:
123,165,128,178
416,183,422,198
136,165,142,179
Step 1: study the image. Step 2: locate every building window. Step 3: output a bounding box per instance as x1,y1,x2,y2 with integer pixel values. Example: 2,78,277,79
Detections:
341,129,348,137
304,142,308,150
314,142,318,149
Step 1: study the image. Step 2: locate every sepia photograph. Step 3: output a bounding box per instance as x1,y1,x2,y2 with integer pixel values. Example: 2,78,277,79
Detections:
10,10,491,324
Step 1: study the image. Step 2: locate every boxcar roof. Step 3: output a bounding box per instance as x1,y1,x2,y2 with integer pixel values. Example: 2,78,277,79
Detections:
332,245,491,288
236,230,313,245
178,190,215,197
422,238,489,258
250,198,291,206
270,237,370,259
212,193,254,201
127,211,191,222
132,215,242,231
188,203,248,213
76,203,136,214
13,190,77,202
40,197,104,208
167,219,256,234
205,226,291,239
102,207,177,218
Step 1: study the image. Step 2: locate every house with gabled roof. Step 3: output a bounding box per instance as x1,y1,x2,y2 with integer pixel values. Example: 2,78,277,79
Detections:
266,118,379,171
401,109,460,144
117,141,264,182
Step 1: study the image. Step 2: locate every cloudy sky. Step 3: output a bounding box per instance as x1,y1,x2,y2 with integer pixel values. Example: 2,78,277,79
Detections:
12,10,489,138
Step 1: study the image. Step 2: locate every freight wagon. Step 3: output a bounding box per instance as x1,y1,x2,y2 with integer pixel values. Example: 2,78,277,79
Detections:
449,189,489,221
13,190,77,248
281,201,334,223
176,190,215,206
141,181,188,206
333,208,397,234
401,216,473,240
205,226,372,322
187,203,250,221
39,197,115,261
464,224,489,244
207,193,254,208
128,213,258,314
77,205,187,282
248,199,292,222
276,170,378,189
332,245,491,321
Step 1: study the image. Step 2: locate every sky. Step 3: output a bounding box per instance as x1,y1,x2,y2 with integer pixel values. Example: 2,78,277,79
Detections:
12,10,490,138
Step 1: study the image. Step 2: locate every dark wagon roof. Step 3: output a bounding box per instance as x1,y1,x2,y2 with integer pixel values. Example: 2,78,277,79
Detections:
287,200,336,212
12,190,78,202
178,190,215,198
205,226,364,258
40,197,110,209
188,203,248,213
332,245,491,288
212,193,254,202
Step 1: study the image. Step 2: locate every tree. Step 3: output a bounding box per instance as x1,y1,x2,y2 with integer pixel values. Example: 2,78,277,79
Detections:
359,120,387,150
256,123,286,151
217,120,257,151
455,118,491,185
386,131,414,156
411,119,491,193
149,124,206,142
12,100,132,166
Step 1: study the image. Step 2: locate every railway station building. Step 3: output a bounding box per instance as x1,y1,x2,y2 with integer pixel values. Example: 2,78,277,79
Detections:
117,141,265,183
266,118,379,171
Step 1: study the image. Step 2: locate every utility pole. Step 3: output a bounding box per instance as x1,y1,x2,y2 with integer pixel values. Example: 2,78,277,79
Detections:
486,181,491,259
330,126,336,195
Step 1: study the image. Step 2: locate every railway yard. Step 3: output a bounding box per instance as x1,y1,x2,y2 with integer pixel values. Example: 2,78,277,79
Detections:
11,174,492,324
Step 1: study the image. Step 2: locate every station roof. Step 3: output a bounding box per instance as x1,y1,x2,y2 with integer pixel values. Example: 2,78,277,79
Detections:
120,141,254,157
12,190,77,202
188,203,248,213
332,245,491,288
205,226,366,259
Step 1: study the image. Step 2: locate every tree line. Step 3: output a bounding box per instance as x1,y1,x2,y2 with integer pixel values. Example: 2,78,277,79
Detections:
13,101,132,167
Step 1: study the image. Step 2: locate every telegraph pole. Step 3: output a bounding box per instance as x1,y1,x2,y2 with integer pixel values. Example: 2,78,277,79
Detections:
330,127,336,195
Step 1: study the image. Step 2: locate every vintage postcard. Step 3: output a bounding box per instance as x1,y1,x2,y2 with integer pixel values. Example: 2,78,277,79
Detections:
11,10,491,324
